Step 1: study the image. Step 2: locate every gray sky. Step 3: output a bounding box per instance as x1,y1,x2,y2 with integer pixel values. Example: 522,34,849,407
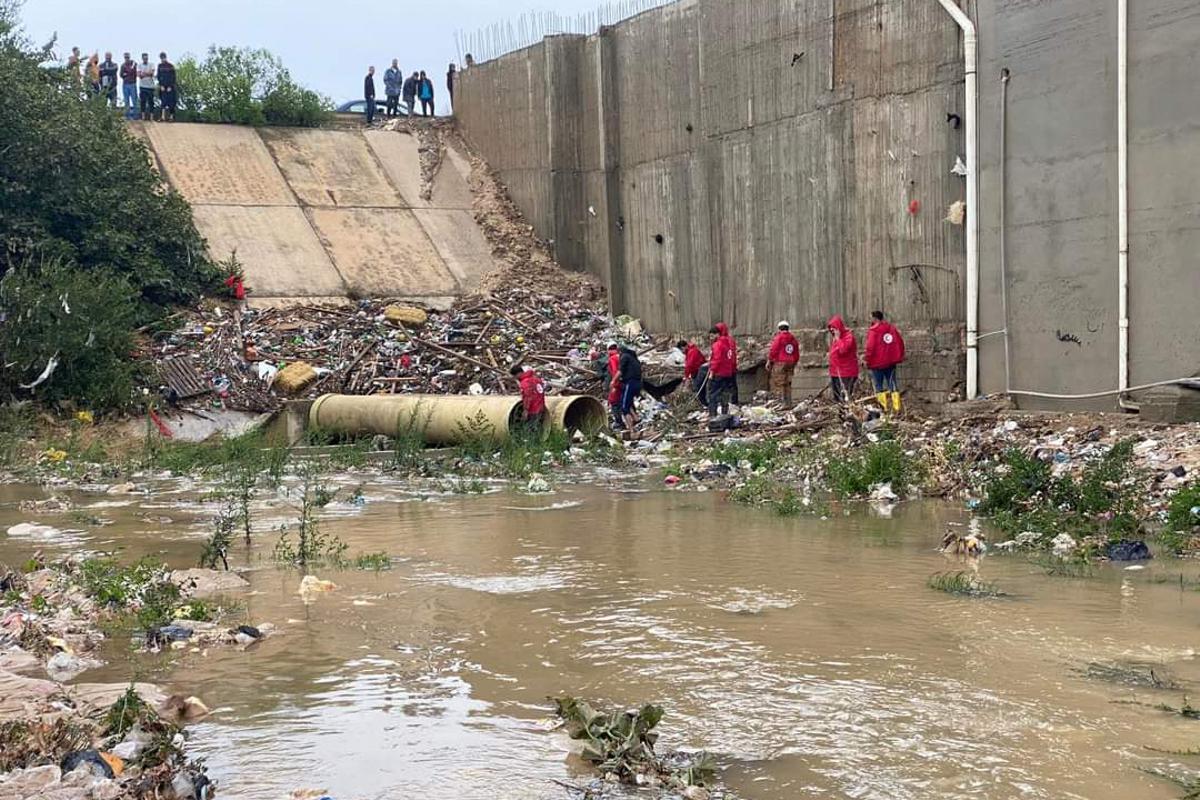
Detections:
17,0,621,105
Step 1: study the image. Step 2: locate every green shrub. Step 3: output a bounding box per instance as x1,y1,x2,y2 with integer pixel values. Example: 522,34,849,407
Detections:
77,557,181,630
0,15,216,313
704,438,780,471
176,46,331,128
980,441,1143,546
979,448,1052,515
1162,484,1200,554
0,258,141,410
825,440,923,499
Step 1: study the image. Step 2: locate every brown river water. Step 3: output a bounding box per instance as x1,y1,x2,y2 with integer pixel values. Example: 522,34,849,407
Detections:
3,473,1200,800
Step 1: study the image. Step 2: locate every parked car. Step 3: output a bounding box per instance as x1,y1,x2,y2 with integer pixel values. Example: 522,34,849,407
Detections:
336,99,405,116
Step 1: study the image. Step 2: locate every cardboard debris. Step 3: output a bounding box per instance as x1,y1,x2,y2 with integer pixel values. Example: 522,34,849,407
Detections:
384,305,429,327
274,362,318,394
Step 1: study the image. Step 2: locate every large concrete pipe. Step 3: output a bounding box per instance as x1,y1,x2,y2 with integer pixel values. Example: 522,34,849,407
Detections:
544,395,607,436
308,394,606,445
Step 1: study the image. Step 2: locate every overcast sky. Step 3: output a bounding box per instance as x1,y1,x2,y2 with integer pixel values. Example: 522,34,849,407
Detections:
17,0,629,105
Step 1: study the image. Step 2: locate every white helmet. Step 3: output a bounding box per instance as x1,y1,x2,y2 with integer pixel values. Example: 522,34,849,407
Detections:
778,320,790,329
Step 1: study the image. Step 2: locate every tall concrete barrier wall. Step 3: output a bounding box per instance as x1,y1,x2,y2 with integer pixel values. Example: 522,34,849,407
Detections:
975,0,1200,410
459,0,1200,409
458,0,971,403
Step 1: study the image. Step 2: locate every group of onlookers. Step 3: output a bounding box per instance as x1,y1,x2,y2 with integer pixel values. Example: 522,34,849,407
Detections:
64,47,177,121
361,56,472,125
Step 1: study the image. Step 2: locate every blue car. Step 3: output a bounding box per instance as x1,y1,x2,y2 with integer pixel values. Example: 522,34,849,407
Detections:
336,99,405,116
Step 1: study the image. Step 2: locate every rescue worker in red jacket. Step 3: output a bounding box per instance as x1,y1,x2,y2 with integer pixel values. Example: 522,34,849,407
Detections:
604,341,623,429
826,314,859,404
766,320,800,406
510,364,547,431
681,339,708,406
708,322,738,417
865,310,906,414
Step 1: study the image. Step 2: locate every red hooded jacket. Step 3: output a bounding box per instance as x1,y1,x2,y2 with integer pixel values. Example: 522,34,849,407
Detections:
768,331,800,366
518,369,547,416
710,323,738,378
607,349,621,405
865,320,905,370
827,315,859,378
683,344,706,380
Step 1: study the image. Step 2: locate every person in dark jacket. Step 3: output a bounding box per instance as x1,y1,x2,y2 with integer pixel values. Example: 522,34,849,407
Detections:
447,63,456,111
613,345,643,435
384,59,403,118
402,72,418,117
98,52,119,107
363,66,376,125
418,70,434,116
156,53,176,121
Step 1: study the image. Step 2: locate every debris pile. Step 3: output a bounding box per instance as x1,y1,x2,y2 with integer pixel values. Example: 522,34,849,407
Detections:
551,697,726,799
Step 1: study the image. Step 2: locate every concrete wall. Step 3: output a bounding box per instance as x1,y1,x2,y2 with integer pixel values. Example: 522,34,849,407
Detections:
458,0,971,403
975,0,1200,409
459,0,1200,409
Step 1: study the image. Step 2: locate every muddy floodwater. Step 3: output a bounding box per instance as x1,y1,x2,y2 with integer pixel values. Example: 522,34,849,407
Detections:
3,475,1200,800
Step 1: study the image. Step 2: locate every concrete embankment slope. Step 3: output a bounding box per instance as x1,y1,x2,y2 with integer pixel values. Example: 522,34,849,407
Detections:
132,122,496,306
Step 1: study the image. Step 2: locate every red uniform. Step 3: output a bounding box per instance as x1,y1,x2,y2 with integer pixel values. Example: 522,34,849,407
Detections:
683,344,706,380
768,331,800,366
709,323,738,378
827,315,859,378
518,369,546,417
606,350,621,406
865,320,905,370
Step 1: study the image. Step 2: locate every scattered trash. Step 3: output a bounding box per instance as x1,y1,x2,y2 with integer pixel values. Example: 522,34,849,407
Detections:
1051,533,1077,557
60,750,115,780
525,474,552,494
1107,539,1152,561
298,575,338,601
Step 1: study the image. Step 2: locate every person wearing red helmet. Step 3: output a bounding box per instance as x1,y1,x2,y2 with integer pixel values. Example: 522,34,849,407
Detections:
766,320,800,406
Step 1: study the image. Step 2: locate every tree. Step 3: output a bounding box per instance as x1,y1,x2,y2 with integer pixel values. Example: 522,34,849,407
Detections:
0,4,217,315
176,46,332,128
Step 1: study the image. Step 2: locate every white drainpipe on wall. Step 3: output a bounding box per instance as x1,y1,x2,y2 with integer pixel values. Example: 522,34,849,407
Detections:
935,0,979,399
1117,0,1134,409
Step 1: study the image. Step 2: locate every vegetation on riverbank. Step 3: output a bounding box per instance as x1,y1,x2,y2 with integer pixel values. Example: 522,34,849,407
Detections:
0,7,221,413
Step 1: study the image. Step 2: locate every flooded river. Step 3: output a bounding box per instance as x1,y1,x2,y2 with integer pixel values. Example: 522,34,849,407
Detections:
3,475,1200,799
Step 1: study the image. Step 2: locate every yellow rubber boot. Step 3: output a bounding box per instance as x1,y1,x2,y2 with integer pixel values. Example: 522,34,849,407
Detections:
891,392,902,414
876,392,890,414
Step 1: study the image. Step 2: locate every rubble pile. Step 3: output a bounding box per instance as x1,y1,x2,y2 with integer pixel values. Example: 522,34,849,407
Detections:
147,289,630,413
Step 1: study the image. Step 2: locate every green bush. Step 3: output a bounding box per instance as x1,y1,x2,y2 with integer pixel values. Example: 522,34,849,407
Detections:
0,258,141,410
0,13,216,314
825,440,923,499
980,441,1143,546
1162,484,1200,554
176,46,332,128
